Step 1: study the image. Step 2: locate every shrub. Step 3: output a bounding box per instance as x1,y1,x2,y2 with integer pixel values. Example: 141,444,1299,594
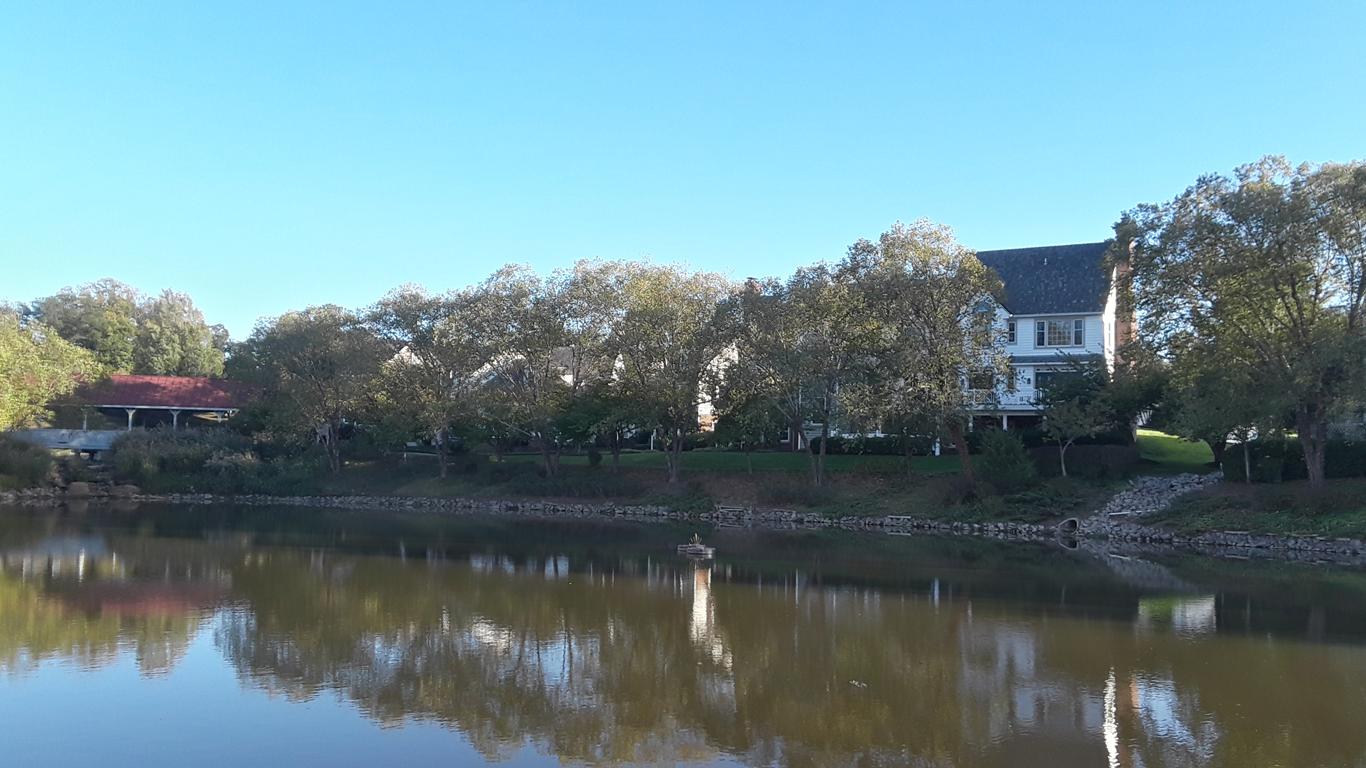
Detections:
931,475,980,506
0,435,55,489
110,427,322,494
1028,444,1140,479
822,435,936,456
1223,438,1366,483
977,429,1038,493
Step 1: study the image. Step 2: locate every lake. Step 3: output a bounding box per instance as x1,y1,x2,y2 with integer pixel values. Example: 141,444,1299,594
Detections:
2,502,1365,767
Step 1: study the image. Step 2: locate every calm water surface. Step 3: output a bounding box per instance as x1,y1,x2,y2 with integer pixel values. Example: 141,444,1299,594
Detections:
2,502,1366,767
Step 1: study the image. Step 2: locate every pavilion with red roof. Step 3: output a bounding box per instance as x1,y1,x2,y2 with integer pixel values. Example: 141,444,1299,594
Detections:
79,375,256,430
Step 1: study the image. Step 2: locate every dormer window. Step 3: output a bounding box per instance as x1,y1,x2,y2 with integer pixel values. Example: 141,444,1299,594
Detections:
1035,318,1084,347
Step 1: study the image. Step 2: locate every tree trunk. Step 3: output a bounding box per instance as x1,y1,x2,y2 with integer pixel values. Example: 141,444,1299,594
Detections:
326,420,342,474
1297,406,1329,492
903,437,914,477
610,430,621,474
667,427,684,485
1242,440,1252,484
537,434,557,478
947,420,973,481
817,421,829,486
801,425,820,487
492,437,503,463
1058,441,1069,478
746,448,753,475
1209,438,1227,468
436,426,448,479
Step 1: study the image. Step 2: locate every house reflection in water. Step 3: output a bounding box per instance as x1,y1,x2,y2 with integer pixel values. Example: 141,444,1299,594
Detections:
1137,596,1218,637
0,536,229,676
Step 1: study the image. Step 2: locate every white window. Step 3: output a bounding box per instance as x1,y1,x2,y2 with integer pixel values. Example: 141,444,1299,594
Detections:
1007,321,1016,344
1035,318,1085,347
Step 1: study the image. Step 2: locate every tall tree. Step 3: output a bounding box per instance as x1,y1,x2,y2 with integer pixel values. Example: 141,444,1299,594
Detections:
229,306,384,474
734,267,875,487
28,280,228,377
614,262,734,485
132,290,228,377
27,279,141,372
844,220,1008,481
369,285,490,479
471,266,573,477
1120,157,1366,490
0,316,100,430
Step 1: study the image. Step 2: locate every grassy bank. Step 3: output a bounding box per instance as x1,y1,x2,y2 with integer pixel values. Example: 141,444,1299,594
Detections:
1146,479,1366,539
1136,430,1215,475
317,451,1120,525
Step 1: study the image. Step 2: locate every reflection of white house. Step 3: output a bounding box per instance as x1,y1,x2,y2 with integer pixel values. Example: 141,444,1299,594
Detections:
974,242,1129,429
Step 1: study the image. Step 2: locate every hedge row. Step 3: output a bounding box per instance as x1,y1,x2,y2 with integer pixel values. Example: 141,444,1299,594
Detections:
1221,438,1366,483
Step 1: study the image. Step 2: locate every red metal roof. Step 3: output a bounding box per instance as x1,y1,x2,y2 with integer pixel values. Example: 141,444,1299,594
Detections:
83,375,255,410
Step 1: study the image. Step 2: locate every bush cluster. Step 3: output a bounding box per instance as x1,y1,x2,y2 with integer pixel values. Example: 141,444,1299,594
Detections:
976,429,1038,493
1028,444,1140,480
1221,438,1366,483
111,427,324,494
0,435,55,489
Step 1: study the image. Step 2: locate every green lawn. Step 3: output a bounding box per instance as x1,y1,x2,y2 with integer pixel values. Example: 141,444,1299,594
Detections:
500,449,963,474
1136,429,1215,474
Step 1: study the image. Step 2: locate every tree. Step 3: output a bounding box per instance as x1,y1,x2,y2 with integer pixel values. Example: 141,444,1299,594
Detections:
1040,397,1109,478
132,290,228,377
557,382,636,473
614,262,734,485
27,279,142,372
710,389,782,475
229,306,385,474
28,281,227,376
0,316,100,430
1167,338,1279,482
369,286,491,479
844,220,1008,481
1120,157,1366,490
733,267,875,487
471,264,619,478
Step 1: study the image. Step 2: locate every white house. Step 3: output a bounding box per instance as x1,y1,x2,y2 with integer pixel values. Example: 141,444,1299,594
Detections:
974,242,1126,430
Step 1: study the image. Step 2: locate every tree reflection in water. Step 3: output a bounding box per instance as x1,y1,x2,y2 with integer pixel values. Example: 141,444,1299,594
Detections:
207,549,1366,768
4,517,1366,767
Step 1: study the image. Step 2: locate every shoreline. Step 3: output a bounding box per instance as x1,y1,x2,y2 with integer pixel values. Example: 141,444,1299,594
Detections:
4,483,1365,566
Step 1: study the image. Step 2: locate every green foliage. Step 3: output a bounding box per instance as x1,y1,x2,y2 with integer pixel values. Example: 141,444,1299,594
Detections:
25,278,140,372
131,290,228,377
0,434,55,489
976,429,1037,493
1150,479,1366,539
1121,157,1366,489
111,427,323,494
228,305,386,474
1221,438,1366,483
0,315,101,429
646,481,714,513
27,280,226,375
1028,444,1140,480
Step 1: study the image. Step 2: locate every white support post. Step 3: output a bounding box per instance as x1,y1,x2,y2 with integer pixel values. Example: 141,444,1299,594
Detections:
1002,415,1008,430
125,409,137,431
171,409,181,430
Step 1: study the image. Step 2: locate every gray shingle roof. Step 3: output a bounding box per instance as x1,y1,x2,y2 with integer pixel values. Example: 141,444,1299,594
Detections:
975,242,1112,315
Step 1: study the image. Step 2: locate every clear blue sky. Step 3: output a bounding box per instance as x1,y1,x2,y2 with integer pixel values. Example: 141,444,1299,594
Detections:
3,1,1362,338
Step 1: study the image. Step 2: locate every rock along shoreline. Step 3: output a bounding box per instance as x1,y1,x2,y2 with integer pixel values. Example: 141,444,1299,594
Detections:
3,473,1365,566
